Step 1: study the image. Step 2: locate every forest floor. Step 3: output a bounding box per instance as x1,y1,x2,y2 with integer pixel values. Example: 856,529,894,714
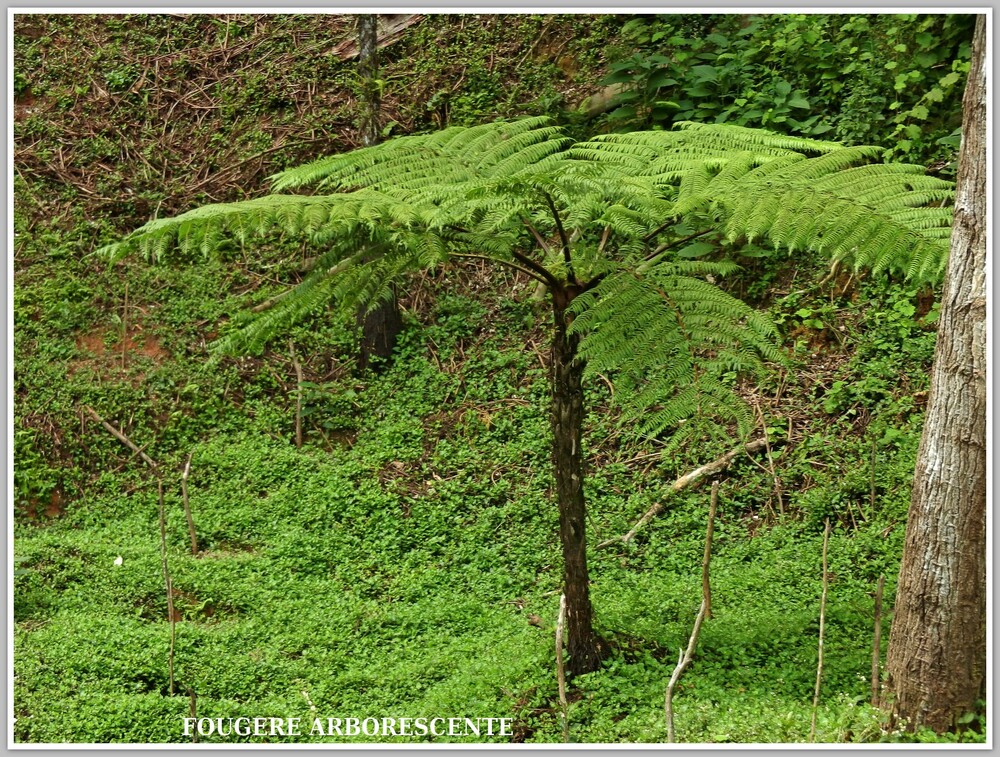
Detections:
11,13,977,744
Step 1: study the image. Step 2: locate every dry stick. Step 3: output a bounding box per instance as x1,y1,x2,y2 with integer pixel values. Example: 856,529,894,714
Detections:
121,280,129,370
85,406,158,472
289,340,303,449
665,483,718,742
753,402,783,515
869,436,878,521
598,438,773,548
158,481,176,697
870,574,885,707
665,602,708,743
181,452,198,555
702,481,719,620
810,519,832,742
555,594,569,743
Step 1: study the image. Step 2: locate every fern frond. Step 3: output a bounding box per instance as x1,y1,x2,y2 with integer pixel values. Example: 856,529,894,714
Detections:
270,117,570,195
570,264,780,443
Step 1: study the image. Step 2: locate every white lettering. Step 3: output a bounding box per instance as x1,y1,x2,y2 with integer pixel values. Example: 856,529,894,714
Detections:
381,717,399,736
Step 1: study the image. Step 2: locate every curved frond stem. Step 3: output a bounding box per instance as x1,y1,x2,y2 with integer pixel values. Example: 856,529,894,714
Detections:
649,228,714,259
523,218,553,256
511,248,562,290
542,190,576,283
637,229,715,273
643,216,681,242
598,225,613,255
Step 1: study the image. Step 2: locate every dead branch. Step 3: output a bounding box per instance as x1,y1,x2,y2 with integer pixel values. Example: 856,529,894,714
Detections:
870,574,885,707
330,14,424,59
181,452,198,555
290,340,303,448
85,406,158,473
665,482,719,742
517,17,554,68
556,593,569,743
158,481,176,696
598,438,775,548
810,519,832,741
702,481,719,620
121,281,129,370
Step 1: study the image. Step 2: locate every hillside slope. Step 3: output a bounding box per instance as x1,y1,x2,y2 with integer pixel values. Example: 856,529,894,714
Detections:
13,13,956,744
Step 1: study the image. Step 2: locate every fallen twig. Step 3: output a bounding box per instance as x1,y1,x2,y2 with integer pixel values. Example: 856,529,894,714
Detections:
85,406,158,473
598,438,774,548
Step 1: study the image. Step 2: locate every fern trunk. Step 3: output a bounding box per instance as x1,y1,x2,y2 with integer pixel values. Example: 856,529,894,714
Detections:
355,14,401,372
357,14,380,148
551,289,603,675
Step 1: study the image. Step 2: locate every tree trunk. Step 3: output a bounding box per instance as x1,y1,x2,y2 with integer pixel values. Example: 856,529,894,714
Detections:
884,14,987,733
355,14,400,372
357,14,380,148
551,287,603,676
357,294,403,373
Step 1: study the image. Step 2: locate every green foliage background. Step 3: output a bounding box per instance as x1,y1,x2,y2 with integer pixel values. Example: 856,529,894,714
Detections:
603,14,973,168
12,13,983,744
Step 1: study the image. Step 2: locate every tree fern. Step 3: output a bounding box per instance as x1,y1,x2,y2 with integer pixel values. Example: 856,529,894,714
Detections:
97,116,958,673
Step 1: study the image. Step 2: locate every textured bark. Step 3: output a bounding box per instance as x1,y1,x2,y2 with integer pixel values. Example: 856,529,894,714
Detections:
355,14,400,371
357,295,403,373
884,15,987,733
551,287,602,675
356,14,380,147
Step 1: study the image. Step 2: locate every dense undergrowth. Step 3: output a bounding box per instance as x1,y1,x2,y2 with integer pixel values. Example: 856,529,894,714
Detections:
13,13,981,744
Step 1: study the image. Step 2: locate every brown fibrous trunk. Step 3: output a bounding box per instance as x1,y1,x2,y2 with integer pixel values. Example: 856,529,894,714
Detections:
551,285,603,676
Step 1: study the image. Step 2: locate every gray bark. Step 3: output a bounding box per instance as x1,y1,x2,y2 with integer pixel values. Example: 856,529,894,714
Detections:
884,14,987,733
357,14,379,147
